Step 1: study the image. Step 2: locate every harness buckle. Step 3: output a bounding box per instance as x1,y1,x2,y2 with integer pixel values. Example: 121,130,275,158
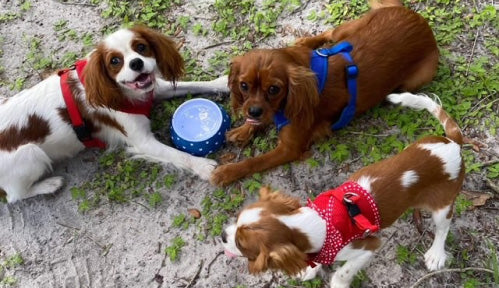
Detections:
362,229,371,238
343,192,359,204
315,49,329,57
73,122,92,142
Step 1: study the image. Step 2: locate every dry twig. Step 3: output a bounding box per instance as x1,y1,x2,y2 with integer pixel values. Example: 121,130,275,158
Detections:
409,267,494,288
185,260,204,288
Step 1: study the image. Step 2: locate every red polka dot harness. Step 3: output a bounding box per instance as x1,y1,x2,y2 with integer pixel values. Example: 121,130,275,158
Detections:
306,181,381,266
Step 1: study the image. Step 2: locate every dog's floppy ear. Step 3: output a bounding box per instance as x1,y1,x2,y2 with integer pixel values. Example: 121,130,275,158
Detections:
258,187,302,212
228,56,244,114
131,25,184,84
285,65,320,128
248,244,270,274
268,244,308,275
84,48,123,109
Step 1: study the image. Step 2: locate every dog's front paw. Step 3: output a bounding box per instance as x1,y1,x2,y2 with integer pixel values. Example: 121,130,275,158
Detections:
192,158,218,181
210,163,242,186
226,124,255,147
298,264,321,281
424,247,447,271
210,75,229,93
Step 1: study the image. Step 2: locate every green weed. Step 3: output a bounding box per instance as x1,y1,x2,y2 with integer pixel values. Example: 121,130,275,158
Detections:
164,236,185,261
396,245,417,265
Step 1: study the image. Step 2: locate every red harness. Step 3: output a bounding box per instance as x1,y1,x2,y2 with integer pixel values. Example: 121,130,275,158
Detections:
58,60,154,148
306,181,381,266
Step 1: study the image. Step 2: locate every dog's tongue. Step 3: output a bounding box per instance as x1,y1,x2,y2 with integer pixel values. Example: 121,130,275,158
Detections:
126,73,152,89
224,250,238,258
245,118,261,125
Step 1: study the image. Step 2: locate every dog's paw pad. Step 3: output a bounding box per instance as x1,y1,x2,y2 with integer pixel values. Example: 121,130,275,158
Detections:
424,248,447,271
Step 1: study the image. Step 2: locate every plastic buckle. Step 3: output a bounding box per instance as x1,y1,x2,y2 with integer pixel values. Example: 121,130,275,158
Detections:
73,123,92,142
315,49,329,57
345,64,359,78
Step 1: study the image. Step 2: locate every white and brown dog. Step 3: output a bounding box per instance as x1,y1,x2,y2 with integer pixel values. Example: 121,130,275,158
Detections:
221,92,464,287
0,26,228,203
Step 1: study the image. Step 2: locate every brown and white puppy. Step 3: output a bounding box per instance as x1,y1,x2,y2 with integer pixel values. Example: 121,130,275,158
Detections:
211,0,439,186
222,93,464,288
0,26,229,203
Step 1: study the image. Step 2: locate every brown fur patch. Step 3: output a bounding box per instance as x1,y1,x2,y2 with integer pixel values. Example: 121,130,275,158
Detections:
0,114,50,151
351,236,381,251
0,114,51,151
349,136,463,228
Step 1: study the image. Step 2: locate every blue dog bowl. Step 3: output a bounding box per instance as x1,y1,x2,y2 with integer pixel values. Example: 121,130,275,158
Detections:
171,98,231,156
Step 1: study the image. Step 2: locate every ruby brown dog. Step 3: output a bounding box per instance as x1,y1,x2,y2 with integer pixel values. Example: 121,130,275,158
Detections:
211,0,439,186
0,26,229,203
221,93,464,288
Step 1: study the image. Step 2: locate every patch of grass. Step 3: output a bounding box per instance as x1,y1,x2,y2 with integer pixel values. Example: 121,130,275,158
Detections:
164,236,185,261
455,194,473,216
199,187,245,237
351,269,369,288
396,245,417,265
243,173,262,194
0,0,31,24
286,277,322,288
211,0,301,40
91,0,181,32
0,253,24,286
70,150,173,211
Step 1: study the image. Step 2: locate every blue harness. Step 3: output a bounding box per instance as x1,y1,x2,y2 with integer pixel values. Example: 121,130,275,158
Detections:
273,41,358,131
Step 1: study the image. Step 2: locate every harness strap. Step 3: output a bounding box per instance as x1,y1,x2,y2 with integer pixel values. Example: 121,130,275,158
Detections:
313,42,358,130
333,192,379,236
273,42,359,132
59,63,106,149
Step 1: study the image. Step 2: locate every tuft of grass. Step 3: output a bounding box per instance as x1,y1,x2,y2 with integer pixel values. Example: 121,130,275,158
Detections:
164,236,185,262
0,253,24,286
70,150,171,212
396,245,417,265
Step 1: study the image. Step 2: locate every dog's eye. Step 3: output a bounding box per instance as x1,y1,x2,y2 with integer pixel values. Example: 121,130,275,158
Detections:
136,43,147,54
110,57,121,66
240,82,249,92
268,85,280,96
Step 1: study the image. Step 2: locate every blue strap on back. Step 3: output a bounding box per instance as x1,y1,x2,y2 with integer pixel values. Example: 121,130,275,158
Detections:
273,41,358,132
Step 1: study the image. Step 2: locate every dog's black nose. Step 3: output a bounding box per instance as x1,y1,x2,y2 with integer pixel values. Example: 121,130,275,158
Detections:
129,58,144,72
248,106,263,118
221,230,227,243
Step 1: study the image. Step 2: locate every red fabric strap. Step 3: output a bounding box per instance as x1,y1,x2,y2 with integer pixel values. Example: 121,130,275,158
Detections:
59,62,106,149
59,60,155,148
306,181,380,265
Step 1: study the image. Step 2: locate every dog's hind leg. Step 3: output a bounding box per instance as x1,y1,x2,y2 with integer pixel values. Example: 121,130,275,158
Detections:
1,144,59,203
400,50,439,91
330,237,380,288
424,204,452,271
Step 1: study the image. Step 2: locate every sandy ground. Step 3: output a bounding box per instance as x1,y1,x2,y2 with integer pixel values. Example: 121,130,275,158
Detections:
0,1,498,288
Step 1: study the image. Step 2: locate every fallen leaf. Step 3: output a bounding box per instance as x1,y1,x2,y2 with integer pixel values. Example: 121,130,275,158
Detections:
463,137,487,152
461,190,493,207
188,208,201,219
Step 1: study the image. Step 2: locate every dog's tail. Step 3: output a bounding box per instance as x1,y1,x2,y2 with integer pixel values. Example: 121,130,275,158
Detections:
369,0,403,9
386,92,463,145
